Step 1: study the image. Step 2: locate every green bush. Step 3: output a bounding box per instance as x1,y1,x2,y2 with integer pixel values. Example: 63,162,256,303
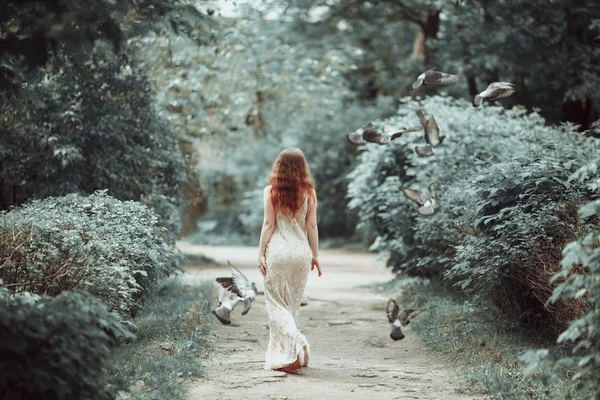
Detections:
0,288,133,400
448,150,594,334
347,95,599,331
0,52,199,241
521,158,600,397
348,96,539,275
0,192,179,318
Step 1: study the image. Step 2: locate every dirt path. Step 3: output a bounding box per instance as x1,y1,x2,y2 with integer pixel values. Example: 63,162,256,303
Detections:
179,243,481,400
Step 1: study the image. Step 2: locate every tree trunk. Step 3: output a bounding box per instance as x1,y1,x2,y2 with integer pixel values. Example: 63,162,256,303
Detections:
467,76,478,98
411,32,425,60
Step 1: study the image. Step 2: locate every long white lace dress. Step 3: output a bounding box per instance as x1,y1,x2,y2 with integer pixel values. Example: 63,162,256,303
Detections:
263,197,312,370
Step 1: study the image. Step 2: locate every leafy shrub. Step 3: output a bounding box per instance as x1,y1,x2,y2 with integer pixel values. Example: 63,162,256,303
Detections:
0,52,201,242
521,158,600,397
348,96,537,275
0,288,133,400
348,95,599,332
0,192,179,317
449,152,594,333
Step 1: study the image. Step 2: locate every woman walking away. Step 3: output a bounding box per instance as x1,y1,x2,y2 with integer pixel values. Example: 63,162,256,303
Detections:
257,147,322,373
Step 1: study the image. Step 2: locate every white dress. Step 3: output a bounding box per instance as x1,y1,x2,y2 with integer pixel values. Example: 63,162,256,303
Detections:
263,197,312,370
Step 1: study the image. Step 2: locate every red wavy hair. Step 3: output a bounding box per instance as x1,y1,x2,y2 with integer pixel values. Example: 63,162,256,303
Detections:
269,148,315,217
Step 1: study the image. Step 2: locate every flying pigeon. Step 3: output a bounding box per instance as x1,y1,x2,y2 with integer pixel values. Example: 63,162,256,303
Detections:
347,123,421,145
401,183,437,216
412,67,460,90
212,286,242,325
214,260,258,320
593,36,600,45
414,110,445,157
346,123,372,145
473,82,516,108
386,299,417,341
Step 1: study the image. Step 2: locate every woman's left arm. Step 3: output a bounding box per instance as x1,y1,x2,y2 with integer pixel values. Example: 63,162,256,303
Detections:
257,187,276,276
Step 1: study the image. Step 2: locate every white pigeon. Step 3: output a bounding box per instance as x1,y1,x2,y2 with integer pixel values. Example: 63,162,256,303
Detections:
386,299,416,341
215,260,258,318
412,67,460,90
473,82,516,108
212,286,243,325
401,183,437,216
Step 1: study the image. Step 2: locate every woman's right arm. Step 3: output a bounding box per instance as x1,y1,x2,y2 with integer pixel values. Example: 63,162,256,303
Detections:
306,189,322,276
257,186,276,276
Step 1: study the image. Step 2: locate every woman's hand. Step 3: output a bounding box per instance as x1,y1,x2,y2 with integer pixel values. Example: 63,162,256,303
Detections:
311,256,322,277
258,255,267,277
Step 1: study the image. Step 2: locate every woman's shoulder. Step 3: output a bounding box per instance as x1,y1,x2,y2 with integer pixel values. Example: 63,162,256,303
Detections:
263,185,272,196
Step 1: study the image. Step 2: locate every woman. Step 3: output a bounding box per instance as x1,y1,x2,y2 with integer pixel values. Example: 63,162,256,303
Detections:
257,147,322,373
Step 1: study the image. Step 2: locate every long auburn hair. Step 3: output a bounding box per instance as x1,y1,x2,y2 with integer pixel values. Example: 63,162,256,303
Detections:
269,148,315,217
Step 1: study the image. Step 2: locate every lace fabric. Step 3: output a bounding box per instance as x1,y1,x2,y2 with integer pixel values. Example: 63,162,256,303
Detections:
263,197,312,370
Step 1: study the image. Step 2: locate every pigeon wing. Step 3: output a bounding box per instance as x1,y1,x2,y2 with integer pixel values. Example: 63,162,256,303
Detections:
402,187,425,206
425,116,442,147
228,260,256,298
487,88,516,102
404,126,423,133
415,145,434,157
438,72,460,85
428,183,437,200
386,299,400,323
347,131,365,145
215,277,235,293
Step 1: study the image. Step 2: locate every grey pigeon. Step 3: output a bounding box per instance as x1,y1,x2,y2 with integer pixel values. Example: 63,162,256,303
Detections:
347,123,421,145
215,260,258,317
473,82,516,108
414,110,445,157
346,122,373,145
412,67,460,90
402,183,437,216
386,299,417,341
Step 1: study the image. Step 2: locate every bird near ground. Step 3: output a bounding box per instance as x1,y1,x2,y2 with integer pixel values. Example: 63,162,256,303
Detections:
212,286,242,325
213,260,258,324
473,82,516,108
414,110,445,157
411,67,460,90
347,123,421,145
401,183,437,216
386,299,419,341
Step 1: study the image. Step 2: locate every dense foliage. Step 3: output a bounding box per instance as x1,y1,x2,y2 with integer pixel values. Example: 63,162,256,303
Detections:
0,192,179,319
0,0,215,91
0,288,133,400
521,158,600,397
348,96,599,332
0,52,201,240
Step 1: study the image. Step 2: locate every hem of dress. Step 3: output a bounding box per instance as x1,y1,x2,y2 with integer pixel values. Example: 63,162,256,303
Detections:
264,341,310,371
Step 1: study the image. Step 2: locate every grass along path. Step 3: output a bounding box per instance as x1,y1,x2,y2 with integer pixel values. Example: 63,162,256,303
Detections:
179,243,483,400
106,280,213,400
